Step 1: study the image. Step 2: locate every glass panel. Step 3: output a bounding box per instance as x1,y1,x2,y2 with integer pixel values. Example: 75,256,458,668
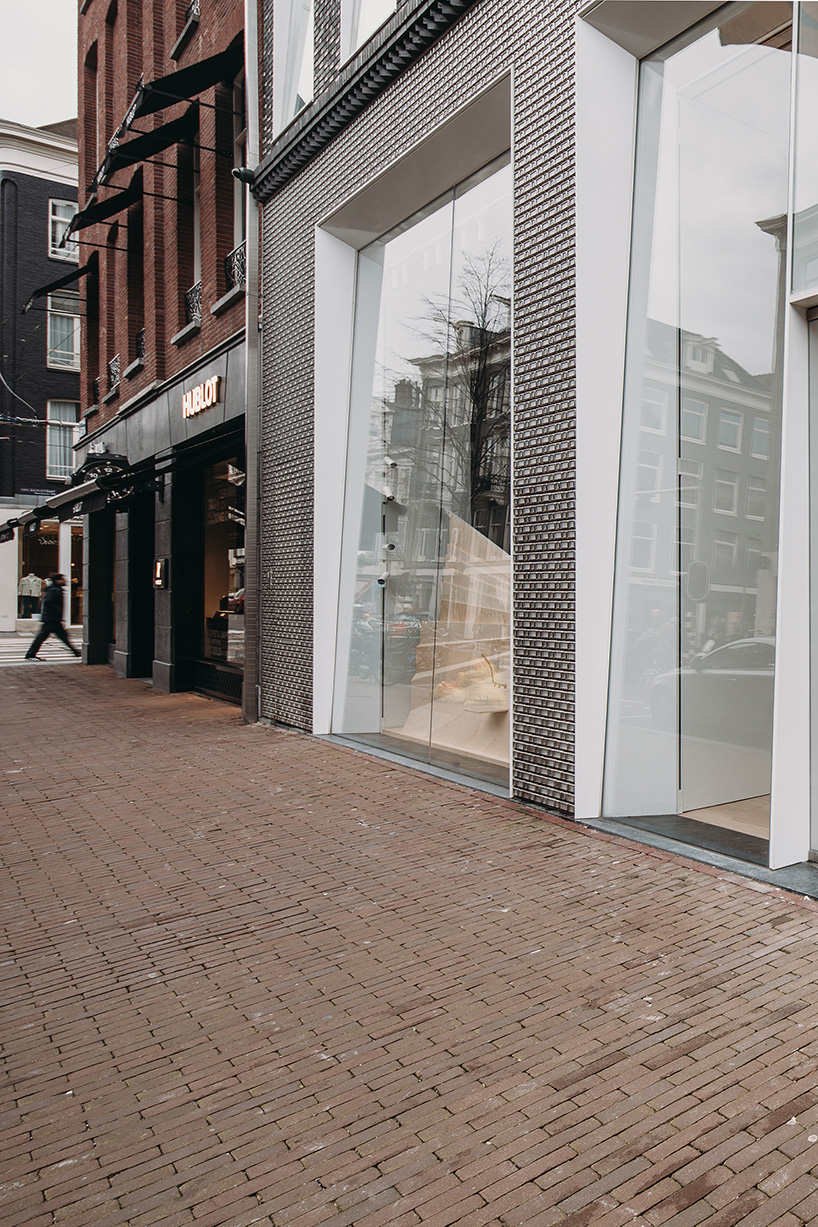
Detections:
202,458,245,665
347,0,395,54
278,0,314,130
794,3,818,291
47,401,80,479
605,3,790,831
428,161,512,775
333,156,512,786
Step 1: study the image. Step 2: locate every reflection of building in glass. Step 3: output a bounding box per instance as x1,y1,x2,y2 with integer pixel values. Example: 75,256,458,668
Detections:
626,320,780,673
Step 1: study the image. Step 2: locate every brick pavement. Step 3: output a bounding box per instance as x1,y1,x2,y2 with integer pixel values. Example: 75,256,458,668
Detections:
3,666,818,1226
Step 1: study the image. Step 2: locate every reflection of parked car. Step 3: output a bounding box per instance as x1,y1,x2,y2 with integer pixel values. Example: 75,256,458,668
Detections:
227,588,245,613
649,637,775,748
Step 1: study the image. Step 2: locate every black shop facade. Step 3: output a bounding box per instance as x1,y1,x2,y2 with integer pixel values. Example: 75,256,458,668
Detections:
76,336,247,705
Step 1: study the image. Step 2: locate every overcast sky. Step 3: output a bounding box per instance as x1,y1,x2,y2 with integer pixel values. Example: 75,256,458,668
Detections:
0,1,78,129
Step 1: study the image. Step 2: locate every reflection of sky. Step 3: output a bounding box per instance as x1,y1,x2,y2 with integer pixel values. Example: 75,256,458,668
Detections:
648,36,790,375
368,163,513,396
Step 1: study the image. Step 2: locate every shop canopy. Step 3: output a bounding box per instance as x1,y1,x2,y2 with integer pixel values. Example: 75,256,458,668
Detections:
126,33,243,124
0,456,136,540
93,105,199,190
63,183,142,244
21,262,93,314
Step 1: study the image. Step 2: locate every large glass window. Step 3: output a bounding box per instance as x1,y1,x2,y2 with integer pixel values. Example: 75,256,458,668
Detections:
47,291,81,369
605,3,790,830
275,0,314,133
343,0,396,58
49,200,78,261
333,156,512,786
46,401,80,480
202,458,245,666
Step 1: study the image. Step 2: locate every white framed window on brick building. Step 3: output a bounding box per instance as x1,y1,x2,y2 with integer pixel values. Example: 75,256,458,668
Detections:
46,401,80,480
47,291,81,369
49,200,78,261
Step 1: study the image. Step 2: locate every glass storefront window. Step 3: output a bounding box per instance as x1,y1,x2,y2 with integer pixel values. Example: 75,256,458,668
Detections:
202,457,245,666
20,521,59,617
605,4,791,834
344,0,395,58
794,3,818,291
333,156,512,786
275,0,314,132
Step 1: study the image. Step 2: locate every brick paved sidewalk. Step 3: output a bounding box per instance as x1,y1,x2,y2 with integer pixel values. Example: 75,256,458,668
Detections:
4,667,818,1227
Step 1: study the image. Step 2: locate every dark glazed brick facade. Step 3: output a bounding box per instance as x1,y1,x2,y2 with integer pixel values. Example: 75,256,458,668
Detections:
260,0,577,814
0,172,80,499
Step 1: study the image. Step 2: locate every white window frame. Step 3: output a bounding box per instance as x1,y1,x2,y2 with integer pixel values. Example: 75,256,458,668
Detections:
718,409,743,452
46,401,80,481
636,447,662,501
49,200,78,262
712,529,738,570
233,74,247,249
679,458,703,507
751,416,770,459
640,385,668,434
630,520,656,572
47,291,81,371
747,475,767,520
712,468,738,516
681,396,707,443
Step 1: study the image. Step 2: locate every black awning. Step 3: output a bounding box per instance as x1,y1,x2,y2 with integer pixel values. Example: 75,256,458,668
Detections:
65,184,142,241
128,33,243,123
22,263,93,314
94,105,199,189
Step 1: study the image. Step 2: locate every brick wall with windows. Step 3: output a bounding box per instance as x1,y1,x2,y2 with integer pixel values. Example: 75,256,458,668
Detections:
77,0,246,428
0,168,80,499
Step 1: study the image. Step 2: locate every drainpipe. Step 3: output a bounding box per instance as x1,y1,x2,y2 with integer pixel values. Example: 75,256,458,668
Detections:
241,0,262,724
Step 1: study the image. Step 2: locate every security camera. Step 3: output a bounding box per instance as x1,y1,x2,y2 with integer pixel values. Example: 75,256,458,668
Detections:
232,166,256,184
376,574,388,587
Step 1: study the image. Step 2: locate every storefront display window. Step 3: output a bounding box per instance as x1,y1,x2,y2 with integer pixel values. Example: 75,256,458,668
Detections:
333,156,512,785
20,522,59,617
202,457,245,667
604,3,790,836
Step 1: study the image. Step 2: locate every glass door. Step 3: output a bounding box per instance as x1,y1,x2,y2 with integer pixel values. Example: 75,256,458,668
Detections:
605,3,791,845
333,157,512,786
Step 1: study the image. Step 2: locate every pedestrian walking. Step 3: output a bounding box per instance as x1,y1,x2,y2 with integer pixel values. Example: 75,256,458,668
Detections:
24,574,81,660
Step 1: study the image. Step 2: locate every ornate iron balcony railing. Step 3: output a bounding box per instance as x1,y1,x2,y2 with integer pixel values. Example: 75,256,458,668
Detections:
185,0,201,21
135,327,145,360
224,241,246,291
184,281,202,326
108,354,120,393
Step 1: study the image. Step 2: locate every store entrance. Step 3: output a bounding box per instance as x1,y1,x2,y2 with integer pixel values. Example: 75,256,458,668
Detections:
176,443,245,705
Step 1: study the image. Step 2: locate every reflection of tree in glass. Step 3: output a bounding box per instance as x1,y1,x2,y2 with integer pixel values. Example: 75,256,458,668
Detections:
405,244,512,544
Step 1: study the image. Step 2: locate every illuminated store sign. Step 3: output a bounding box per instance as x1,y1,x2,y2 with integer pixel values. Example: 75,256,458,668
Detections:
183,375,221,419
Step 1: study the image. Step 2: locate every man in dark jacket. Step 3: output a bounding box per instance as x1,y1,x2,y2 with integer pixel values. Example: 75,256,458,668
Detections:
24,574,81,660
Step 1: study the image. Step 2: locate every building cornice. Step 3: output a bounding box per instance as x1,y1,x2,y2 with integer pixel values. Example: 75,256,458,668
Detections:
0,119,78,186
253,0,480,203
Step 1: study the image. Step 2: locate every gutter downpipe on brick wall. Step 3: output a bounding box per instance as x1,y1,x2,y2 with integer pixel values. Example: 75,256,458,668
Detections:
242,0,261,725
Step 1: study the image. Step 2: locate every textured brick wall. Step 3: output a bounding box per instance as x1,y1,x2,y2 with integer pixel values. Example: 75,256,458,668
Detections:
259,0,577,814
77,0,245,428
0,173,80,499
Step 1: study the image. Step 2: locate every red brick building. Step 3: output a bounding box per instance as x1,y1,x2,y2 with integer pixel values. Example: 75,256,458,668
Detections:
70,0,259,712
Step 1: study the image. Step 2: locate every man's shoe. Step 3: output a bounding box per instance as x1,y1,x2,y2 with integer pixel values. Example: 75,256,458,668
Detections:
24,655,40,661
